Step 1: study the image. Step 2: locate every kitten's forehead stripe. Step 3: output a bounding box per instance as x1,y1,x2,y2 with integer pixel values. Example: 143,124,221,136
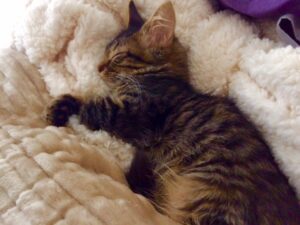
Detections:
106,39,120,51
106,21,143,50
127,52,151,64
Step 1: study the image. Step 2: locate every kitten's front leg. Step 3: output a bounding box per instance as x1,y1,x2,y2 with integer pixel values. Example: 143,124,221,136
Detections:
78,97,114,131
78,96,156,148
46,94,82,126
78,97,158,197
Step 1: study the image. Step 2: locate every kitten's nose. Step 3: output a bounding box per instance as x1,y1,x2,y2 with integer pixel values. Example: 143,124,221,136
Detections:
98,63,107,73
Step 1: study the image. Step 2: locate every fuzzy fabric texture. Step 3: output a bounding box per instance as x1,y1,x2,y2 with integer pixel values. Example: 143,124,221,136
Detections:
1,0,300,224
0,49,179,225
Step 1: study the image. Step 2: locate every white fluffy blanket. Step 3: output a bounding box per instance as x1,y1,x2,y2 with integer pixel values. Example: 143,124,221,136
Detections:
1,0,300,224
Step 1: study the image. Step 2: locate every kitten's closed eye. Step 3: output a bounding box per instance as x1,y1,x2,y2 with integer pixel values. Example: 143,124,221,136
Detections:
110,52,150,70
111,52,127,64
98,53,127,73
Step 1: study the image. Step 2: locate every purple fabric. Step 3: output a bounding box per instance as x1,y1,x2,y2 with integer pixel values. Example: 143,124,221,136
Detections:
277,14,300,47
220,0,300,18
220,0,300,46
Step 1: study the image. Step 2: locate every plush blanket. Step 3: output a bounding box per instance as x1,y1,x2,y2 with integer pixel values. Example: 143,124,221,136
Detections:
1,0,300,224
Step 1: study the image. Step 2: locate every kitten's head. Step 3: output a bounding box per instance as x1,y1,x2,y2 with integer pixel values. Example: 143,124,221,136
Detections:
98,1,188,86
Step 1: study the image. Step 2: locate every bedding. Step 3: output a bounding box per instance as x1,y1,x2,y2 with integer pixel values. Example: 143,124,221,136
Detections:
0,0,299,224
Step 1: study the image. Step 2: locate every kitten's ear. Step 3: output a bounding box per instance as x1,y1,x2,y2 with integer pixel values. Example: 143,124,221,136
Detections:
127,1,144,30
139,2,175,48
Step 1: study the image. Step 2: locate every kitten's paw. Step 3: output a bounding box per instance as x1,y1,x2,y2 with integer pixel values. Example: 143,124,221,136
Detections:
46,94,81,127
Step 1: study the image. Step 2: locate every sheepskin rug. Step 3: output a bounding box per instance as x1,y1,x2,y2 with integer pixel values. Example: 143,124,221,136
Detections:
0,0,299,224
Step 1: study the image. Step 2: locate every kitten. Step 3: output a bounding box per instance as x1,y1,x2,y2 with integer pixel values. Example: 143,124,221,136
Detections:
47,1,300,225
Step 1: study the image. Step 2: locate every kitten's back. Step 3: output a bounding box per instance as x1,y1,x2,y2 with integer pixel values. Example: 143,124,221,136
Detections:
138,75,300,225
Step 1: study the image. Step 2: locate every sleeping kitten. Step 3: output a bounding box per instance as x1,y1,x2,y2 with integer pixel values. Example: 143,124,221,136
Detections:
47,1,300,225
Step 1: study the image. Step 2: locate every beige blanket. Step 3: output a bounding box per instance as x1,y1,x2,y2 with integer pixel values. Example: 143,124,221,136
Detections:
1,0,300,224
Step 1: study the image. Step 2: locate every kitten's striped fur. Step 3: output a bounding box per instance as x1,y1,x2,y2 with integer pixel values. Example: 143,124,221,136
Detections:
47,2,300,225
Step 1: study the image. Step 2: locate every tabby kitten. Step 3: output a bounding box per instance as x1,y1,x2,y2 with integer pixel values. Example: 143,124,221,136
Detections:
47,1,300,225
